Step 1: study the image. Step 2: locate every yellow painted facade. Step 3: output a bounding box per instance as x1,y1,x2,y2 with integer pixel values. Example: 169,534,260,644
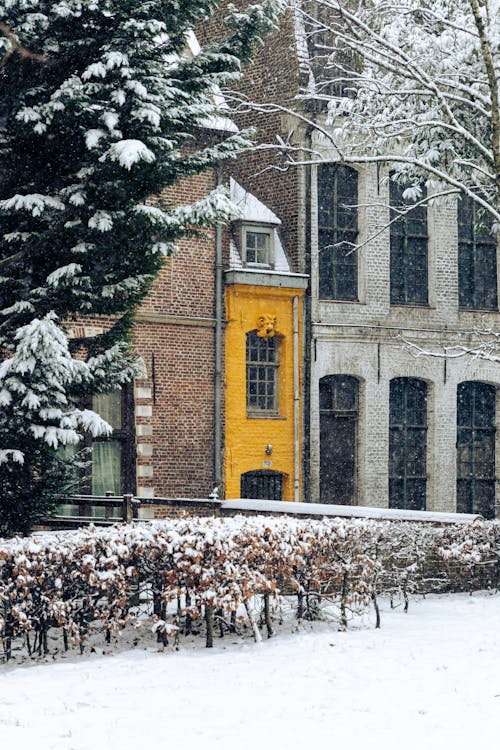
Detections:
224,282,305,501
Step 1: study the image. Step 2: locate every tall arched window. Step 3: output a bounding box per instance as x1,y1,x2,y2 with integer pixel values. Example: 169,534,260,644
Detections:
246,331,279,414
458,196,498,310
390,180,428,306
318,164,358,301
457,382,496,518
319,375,359,504
389,378,427,510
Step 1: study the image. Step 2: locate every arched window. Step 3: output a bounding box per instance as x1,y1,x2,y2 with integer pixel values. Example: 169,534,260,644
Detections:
246,330,279,414
241,470,284,501
389,378,427,510
319,375,359,504
458,196,497,310
318,164,358,301
457,382,496,518
390,180,428,306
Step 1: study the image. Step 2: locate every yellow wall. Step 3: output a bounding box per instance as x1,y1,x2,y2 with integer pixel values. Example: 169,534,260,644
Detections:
224,283,304,501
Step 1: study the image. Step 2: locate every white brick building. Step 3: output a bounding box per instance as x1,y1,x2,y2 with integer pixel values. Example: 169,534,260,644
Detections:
308,153,500,518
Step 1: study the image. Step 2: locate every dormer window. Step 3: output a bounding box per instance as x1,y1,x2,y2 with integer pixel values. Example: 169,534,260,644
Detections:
242,225,274,268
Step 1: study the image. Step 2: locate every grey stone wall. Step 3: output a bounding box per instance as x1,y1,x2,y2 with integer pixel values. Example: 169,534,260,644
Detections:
309,156,500,517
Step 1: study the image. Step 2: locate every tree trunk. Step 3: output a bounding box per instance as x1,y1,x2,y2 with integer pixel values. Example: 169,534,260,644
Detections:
244,599,262,643
263,592,273,638
205,605,214,648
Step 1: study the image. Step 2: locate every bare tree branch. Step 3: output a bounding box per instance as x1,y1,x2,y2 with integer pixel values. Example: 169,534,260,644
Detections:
0,22,49,69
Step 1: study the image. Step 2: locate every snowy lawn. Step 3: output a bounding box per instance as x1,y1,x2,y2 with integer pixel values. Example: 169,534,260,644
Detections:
1,592,499,750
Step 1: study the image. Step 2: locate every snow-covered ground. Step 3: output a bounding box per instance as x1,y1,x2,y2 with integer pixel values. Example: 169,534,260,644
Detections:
1,593,499,750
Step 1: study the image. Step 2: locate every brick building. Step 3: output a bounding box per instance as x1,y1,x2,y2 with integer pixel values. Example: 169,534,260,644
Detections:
198,1,500,519
75,5,500,519
72,160,307,504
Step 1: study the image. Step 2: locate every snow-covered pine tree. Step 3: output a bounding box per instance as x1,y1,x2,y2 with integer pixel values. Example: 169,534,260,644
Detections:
0,0,284,535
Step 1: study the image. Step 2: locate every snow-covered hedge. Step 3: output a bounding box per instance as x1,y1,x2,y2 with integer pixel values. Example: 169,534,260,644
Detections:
1,515,499,661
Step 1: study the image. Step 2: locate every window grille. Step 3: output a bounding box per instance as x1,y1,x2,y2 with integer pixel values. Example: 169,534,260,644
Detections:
241,470,283,501
319,375,359,504
246,331,279,413
457,382,496,519
318,164,358,301
458,196,498,310
389,378,427,511
390,180,428,305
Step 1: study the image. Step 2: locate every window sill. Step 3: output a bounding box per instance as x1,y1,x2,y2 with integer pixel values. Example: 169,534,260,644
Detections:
390,303,432,310
319,298,362,304
458,307,499,314
246,413,286,420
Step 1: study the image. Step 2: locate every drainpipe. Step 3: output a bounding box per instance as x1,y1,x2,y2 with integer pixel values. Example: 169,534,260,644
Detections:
303,124,313,502
293,295,300,502
214,173,223,492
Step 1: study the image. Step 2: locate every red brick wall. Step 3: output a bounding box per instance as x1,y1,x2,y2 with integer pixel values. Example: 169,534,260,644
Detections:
198,4,305,271
132,169,221,498
71,167,223,499
132,322,217,497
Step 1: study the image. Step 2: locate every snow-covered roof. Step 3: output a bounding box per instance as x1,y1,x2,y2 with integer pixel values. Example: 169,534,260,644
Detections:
230,178,282,225
221,499,482,525
229,179,291,273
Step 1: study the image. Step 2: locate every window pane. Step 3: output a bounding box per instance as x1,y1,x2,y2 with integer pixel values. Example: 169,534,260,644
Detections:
456,382,496,518
458,195,497,310
245,231,270,266
390,177,428,305
93,391,122,429
389,378,427,510
92,441,121,495
246,331,279,413
320,376,359,505
318,164,358,300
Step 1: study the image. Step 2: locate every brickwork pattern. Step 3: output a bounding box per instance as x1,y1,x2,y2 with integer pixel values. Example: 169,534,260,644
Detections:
198,4,306,273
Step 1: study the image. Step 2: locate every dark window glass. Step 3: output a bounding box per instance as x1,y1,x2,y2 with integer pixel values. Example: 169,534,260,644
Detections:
246,331,279,413
320,375,359,504
458,196,497,310
457,382,496,518
389,378,427,510
241,470,283,500
390,180,428,305
305,2,361,109
318,164,358,301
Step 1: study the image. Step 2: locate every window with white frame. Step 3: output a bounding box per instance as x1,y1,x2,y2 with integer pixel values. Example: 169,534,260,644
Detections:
246,331,279,414
242,226,273,268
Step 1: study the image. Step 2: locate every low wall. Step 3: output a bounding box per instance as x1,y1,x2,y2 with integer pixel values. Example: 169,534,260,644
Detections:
44,496,482,528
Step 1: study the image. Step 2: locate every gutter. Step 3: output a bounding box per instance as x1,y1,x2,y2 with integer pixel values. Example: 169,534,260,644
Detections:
214,173,223,492
293,295,300,502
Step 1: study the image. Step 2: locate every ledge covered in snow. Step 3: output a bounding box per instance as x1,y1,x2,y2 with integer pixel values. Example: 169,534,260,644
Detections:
222,499,482,524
